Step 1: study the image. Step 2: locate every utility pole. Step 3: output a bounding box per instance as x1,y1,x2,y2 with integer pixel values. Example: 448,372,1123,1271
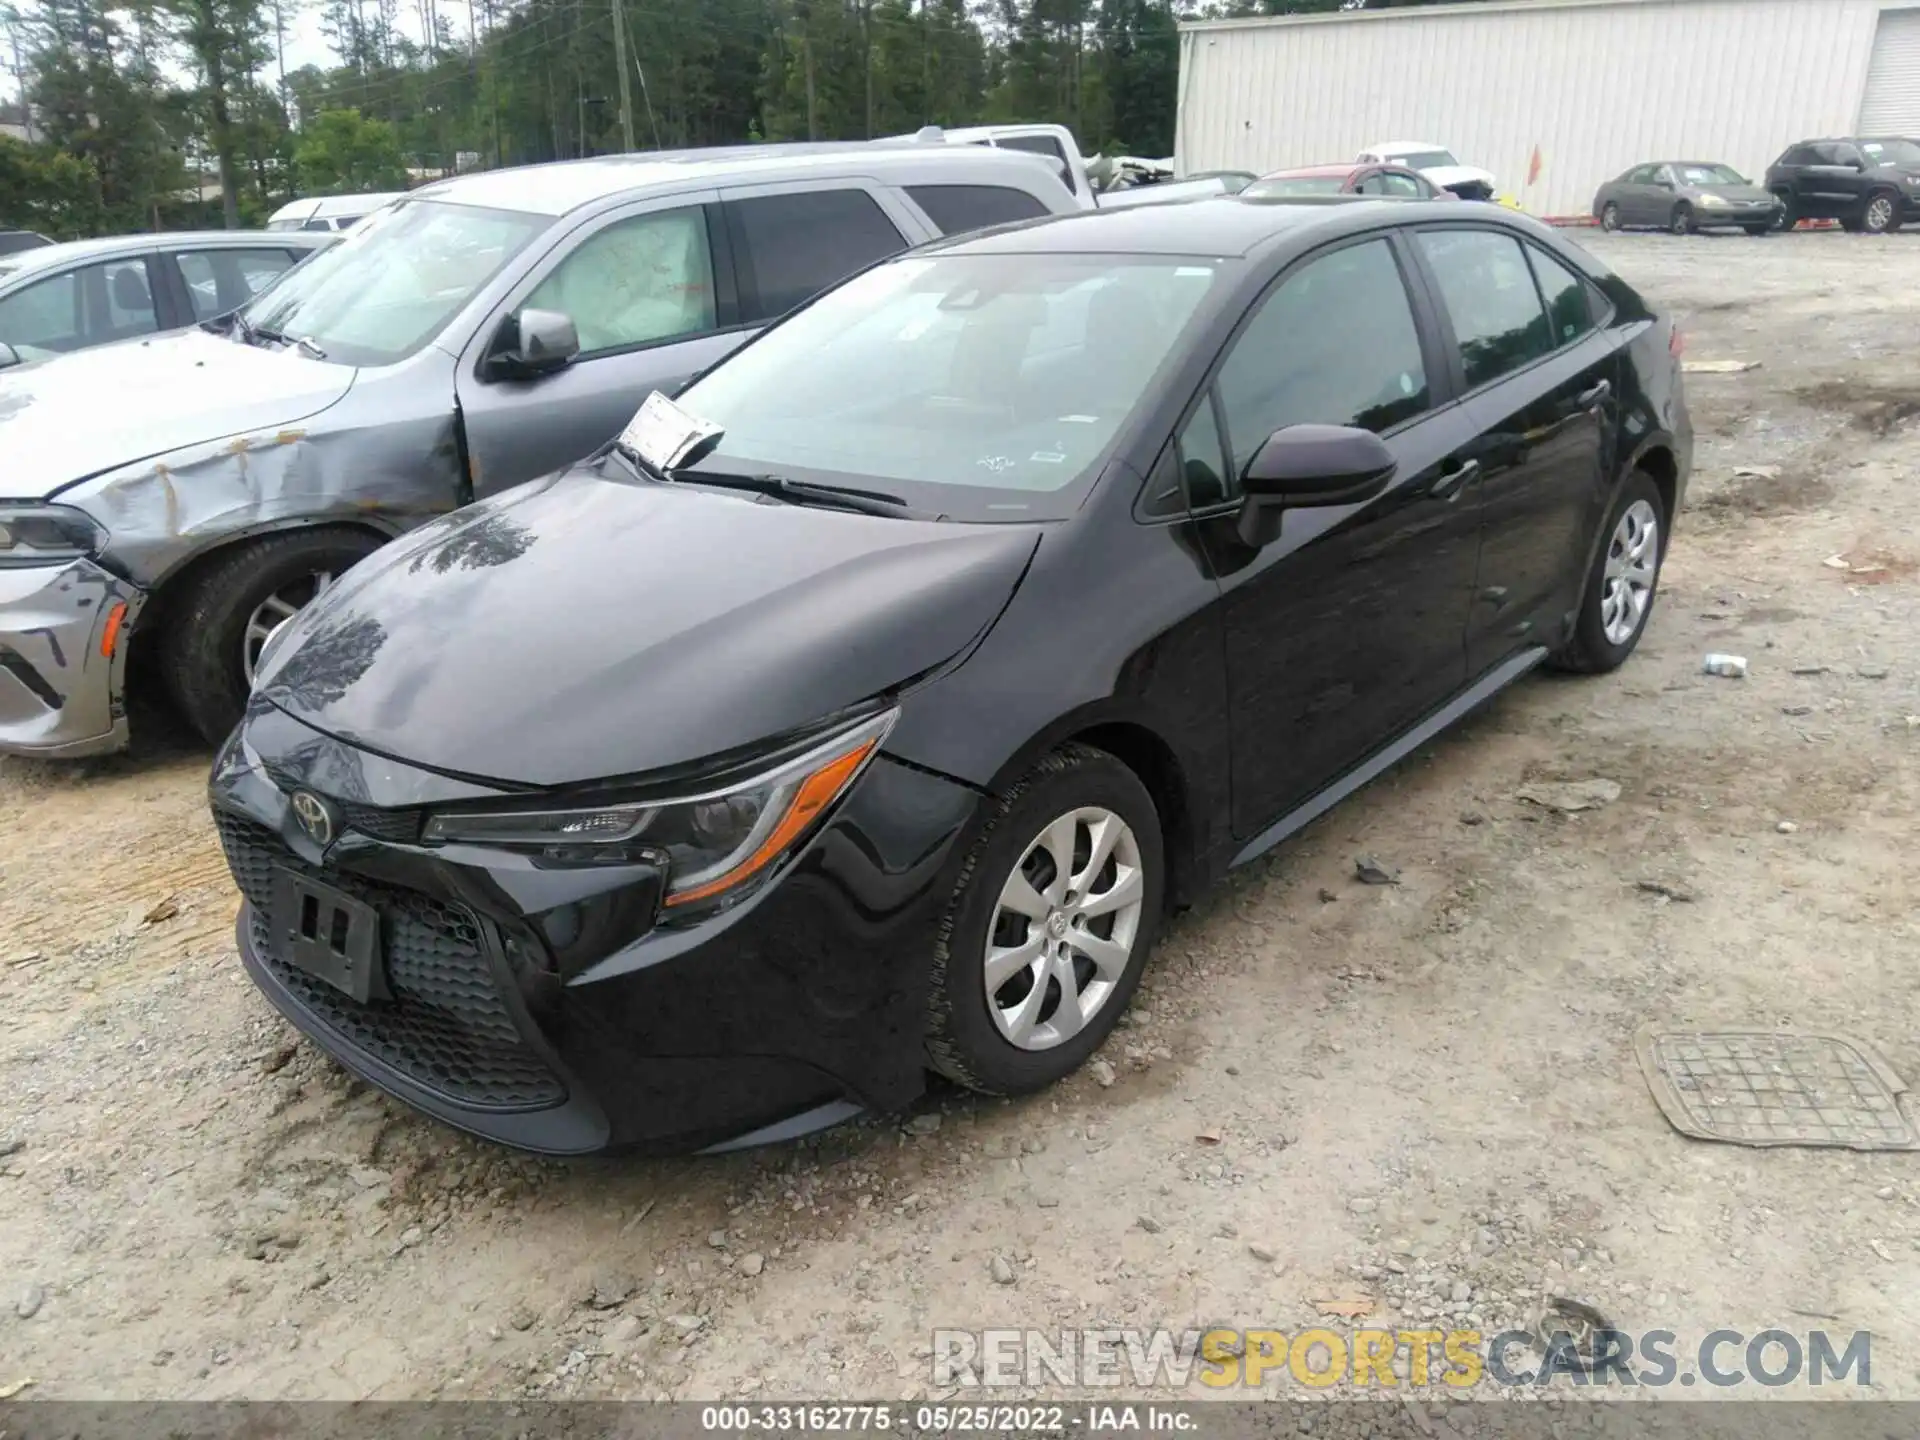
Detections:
610,0,634,151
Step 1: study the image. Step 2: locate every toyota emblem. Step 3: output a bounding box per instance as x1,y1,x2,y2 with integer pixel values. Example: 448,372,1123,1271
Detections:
291,791,335,846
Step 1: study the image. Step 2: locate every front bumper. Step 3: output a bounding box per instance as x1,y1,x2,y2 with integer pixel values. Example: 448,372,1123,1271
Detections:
211,703,983,1156
1693,201,1781,225
0,557,141,758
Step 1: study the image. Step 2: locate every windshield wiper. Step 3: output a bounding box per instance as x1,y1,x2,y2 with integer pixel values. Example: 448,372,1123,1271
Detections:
679,470,918,519
252,324,327,360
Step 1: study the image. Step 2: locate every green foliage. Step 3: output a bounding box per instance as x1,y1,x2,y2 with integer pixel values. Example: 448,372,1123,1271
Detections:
4,0,1482,239
0,133,104,237
294,106,409,191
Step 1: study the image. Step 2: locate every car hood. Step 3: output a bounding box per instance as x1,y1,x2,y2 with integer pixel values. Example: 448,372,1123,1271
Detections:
255,464,1042,787
1400,163,1494,189
1692,183,1774,202
0,328,356,500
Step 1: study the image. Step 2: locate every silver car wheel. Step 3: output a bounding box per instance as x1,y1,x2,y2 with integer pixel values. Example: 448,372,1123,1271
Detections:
242,570,334,683
1601,202,1621,232
1599,500,1659,647
985,806,1144,1052
1866,195,1894,232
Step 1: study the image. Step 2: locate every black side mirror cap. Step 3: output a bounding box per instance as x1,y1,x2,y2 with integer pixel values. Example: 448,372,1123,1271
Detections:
485,307,580,380
1235,423,1396,548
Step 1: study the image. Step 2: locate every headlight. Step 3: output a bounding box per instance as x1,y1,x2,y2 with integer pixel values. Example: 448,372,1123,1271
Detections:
422,709,897,911
1697,193,1730,208
0,503,103,567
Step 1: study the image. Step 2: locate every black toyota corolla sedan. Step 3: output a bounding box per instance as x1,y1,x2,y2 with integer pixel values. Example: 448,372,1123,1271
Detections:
211,196,1691,1156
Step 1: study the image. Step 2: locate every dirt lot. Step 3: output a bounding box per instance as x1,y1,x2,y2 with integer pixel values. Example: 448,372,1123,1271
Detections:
2,231,1918,1405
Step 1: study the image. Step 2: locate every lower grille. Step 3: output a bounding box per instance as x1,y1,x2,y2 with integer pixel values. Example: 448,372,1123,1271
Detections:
216,811,564,1111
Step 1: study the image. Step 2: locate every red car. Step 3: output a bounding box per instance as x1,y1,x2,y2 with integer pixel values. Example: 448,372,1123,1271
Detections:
1241,162,1454,201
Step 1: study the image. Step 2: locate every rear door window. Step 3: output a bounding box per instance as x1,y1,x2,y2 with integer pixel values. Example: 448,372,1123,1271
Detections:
724,188,907,322
907,184,1050,235
1415,229,1552,389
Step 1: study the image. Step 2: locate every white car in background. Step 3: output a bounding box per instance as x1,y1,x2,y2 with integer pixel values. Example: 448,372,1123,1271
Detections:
1357,141,1497,201
266,193,407,232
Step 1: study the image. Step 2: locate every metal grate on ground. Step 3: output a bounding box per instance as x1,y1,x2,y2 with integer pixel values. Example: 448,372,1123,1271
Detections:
1635,1027,1919,1151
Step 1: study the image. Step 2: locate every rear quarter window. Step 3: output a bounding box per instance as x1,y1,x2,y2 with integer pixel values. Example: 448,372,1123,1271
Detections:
907,184,1051,236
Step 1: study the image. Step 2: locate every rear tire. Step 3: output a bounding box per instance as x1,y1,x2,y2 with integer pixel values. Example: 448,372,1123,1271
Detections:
1600,202,1622,232
1548,470,1667,675
925,744,1165,1096
1743,223,1771,237
161,528,384,745
1769,192,1797,231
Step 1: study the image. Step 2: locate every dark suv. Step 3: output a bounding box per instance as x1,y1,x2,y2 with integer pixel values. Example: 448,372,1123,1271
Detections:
1766,137,1920,233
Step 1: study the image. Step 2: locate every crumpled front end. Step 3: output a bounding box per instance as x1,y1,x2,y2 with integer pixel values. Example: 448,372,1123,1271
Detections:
0,558,141,758
210,700,983,1156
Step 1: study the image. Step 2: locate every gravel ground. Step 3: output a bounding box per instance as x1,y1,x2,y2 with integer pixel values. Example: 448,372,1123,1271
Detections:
2,230,1917,1405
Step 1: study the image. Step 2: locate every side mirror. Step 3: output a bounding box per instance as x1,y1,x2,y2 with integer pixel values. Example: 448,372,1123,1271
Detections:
1655,177,1675,190
1235,424,1396,548
1850,160,1867,172
0,341,19,370
487,307,579,380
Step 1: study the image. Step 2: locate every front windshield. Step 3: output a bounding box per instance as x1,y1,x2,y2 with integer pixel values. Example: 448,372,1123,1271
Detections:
674,252,1222,521
240,198,549,366
1242,175,1348,198
1676,163,1746,185
1862,138,1920,166
1393,149,1457,169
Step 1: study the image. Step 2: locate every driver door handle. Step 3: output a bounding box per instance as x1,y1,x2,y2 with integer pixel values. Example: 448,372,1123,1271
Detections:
1577,379,1612,409
1431,458,1481,502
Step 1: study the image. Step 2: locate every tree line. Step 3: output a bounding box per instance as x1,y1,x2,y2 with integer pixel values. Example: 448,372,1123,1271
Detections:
0,0,1464,239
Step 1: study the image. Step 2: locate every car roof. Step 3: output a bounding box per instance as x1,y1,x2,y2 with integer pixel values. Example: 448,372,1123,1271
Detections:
1261,163,1363,179
930,192,1464,259
410,142,1067,217
0,229,329,276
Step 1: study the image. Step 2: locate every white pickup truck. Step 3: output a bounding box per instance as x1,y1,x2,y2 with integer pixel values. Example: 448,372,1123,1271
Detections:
892,124,1250,210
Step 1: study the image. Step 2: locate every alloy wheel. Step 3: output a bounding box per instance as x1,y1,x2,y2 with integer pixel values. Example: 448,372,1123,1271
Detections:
1600,500,1659,647
242,570,334,683
1669,206,1692,236
1865,195,1895,233
984,807,1145,1051
1601,203,1621,232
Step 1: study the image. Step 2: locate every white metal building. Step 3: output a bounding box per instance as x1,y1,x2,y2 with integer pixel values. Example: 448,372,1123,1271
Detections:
1176,0,1920,220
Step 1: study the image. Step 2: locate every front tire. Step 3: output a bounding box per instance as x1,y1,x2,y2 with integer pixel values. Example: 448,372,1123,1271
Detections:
1862,190,1901,234
1668,203,1694,236
1743,223,1771,237
1600,202,1622,232
161,528,385,745
1548,471,1667,675
1769,192,1797,230
925,744,1165,1095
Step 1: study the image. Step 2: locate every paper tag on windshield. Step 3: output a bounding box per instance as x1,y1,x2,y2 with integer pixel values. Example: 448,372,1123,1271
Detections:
619,390,723,474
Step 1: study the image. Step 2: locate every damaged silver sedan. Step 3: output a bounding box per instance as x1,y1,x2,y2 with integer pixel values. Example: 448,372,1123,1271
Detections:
0,141,1079,756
